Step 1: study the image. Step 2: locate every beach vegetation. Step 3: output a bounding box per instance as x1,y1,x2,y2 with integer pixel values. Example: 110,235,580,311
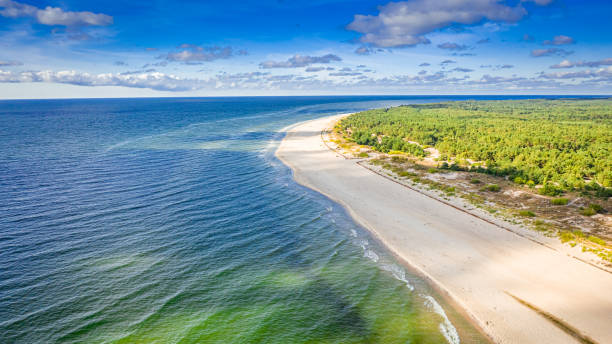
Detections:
518,210,536,217
339,99,612,197
483,184,500,192
588,235,606,246
551,198,569,205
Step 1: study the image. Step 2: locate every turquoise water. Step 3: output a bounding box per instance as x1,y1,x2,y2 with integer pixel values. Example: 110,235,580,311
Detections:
0,96,559,343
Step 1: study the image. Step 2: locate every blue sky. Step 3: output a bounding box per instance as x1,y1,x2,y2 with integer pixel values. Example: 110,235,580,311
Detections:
0,0,611,98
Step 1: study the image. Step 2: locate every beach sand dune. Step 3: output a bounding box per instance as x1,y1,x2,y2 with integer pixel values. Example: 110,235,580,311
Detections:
277,115,612,344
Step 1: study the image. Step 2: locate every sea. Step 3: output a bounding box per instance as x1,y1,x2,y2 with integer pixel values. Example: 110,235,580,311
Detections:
0,95,582,343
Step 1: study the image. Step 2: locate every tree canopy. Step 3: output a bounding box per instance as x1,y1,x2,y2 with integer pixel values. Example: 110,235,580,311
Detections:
340,99,612,193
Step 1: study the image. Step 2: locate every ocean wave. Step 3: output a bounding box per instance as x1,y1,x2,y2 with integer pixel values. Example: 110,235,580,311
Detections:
422,295,461,344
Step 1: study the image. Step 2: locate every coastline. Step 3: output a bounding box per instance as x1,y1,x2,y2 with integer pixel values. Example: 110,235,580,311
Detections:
276,114,612,344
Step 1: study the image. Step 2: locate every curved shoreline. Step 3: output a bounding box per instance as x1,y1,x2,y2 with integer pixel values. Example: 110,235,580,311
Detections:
276,114,612,344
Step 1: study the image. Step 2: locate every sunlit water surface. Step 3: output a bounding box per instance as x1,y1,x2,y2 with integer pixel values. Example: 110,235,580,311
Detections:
1,96,552,343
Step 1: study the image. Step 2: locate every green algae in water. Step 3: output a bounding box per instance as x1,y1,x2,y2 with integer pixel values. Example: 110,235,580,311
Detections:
0,97,496,344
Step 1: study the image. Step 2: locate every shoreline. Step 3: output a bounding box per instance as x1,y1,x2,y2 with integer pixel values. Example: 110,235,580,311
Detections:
276,114,612,344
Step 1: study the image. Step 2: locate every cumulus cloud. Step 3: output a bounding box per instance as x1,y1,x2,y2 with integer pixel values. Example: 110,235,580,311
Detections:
0,69,209,91
550,58,612,69
355,46,373,55
531,48,573,57
437,42,470,51
452,67,474,72
440,59,456,66
419,62,431,67
480,64,514,69
162,45,235,63
0,0,112,26
540,66,612,80
259,54,341,68
347,0,551,48
305,66,325,72
543,35,575,45
4,65,608,93
329,71,363,77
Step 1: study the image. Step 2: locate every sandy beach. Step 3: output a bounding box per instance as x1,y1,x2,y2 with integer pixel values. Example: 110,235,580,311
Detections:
276,114,612,344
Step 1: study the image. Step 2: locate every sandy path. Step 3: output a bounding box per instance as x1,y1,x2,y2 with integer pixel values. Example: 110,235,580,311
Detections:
276,115,612,344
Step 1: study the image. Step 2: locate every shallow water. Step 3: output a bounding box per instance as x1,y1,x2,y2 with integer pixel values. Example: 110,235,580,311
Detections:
0,96,560,343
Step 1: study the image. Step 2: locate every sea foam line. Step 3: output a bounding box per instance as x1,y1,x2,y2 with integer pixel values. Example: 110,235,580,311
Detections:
422,294,461,344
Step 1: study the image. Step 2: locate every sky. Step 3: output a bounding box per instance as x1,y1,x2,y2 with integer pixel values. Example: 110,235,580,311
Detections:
0,0,611,98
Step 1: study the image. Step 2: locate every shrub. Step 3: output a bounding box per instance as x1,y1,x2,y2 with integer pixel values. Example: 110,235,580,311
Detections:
518,210,536,217
581,203,604,216
588,203,604,213
470,179,481,184
538,183,563,196
551,198,569,205
391,156,407,163
580,207,596,216
485,184,500,192
398,171,416,177
588,235,606,246
427,168,438,173
559,231,575,243
513,176,526,184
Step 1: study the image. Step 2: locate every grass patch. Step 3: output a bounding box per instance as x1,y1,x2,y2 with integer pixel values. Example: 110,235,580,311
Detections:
518,210,536,217
469,179,481,184
551,198,569,205
587,235,606,246
356,152,369,158
580,207,597,216
481,184,500,192
580,204,604,216
558,231,575,243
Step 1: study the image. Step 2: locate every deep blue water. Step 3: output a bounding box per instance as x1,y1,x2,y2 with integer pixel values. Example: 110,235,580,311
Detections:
0,96,584,343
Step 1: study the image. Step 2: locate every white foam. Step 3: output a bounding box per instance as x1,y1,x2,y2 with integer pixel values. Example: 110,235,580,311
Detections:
364,249,379,262
381,264,415,292
350,229,357,237
422,295,460,344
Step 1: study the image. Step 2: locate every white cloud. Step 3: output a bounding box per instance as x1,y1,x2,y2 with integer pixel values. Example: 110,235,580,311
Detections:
540,66,612,80
531,48,573,57
550,58,612,69
161,45,236,63
0,60,22,66
438,42,470,51
347,0,552,48
452,67,474,72
543,35,575,45
305,66,326,72
0,0,112,26
0,69,209,91
259,54,341,68
354,46,373,55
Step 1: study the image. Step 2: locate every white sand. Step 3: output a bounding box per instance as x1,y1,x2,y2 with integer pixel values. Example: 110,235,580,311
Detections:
276,114,612,344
